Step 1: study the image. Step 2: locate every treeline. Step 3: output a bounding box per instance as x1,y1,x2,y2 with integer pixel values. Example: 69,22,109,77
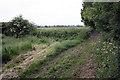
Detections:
37,25,83,28
0,15,84,38
81,2,120,41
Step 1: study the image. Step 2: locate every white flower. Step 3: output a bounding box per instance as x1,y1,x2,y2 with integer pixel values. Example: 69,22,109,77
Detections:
109,49,112,52
109,43,112,45
105,51,108,53
97,48,99,51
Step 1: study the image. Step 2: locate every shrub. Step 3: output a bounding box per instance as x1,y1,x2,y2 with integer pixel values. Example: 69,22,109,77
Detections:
2,15,35,38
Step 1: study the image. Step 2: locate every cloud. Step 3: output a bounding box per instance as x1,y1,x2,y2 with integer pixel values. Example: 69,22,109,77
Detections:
0,0,84,25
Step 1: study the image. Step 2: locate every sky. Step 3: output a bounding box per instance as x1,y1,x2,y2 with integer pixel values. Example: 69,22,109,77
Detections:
0,0,84,26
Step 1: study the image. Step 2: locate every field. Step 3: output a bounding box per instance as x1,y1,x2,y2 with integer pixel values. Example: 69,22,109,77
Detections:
2,27,91,63
1,27,120,78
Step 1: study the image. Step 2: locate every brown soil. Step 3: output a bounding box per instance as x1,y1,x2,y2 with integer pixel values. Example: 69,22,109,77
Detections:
74,31,100,78
80,54,97,78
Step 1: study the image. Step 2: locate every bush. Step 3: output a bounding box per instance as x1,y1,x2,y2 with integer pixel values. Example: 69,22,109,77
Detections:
2,15,36,38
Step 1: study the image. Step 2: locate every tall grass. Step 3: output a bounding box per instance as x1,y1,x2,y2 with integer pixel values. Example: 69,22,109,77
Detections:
2,36,32,63
2,35,53,63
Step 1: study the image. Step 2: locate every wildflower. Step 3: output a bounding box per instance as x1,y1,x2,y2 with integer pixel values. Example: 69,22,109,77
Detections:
103,42,105,44
105,51,108,53
109,43,112,45
109,49,112,52
96,48,99,51
112,52,116,54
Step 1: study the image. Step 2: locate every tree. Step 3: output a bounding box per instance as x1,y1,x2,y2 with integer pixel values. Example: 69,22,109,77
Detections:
81,2,120,41
2,15,35,38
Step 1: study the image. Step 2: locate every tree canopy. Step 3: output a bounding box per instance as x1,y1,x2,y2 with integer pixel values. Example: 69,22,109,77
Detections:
81,2,120,41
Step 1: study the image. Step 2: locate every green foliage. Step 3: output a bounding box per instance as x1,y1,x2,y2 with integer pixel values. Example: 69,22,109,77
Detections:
94,38,120,78
81,2,120,41
82,3,120,77
2,15,35,38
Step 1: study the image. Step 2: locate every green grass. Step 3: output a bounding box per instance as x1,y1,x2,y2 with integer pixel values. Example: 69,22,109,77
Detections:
2,35,53,63
38,51,87,78
2,37,32,63
19,39,84,78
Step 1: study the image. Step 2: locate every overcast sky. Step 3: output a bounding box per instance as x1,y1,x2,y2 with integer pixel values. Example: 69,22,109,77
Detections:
0,0,84,25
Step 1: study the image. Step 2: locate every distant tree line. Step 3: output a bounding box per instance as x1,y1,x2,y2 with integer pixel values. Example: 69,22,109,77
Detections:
37,25,83,28
81,2,120,41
